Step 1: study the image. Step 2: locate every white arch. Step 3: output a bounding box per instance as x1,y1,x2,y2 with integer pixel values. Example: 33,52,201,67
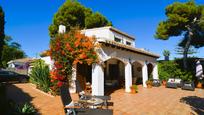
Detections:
103,56,127,65
132,60,144,66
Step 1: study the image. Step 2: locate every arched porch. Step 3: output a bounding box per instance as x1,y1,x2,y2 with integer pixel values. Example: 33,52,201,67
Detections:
132,61,143,85
103,58,125,95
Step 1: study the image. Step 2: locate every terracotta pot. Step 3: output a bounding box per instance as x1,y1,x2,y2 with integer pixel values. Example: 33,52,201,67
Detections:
130,87,136,94
162,80,167,86
197,82,202,88
147,84,152,88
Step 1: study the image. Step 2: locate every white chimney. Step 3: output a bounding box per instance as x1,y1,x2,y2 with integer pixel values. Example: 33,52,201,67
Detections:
58,25,66,34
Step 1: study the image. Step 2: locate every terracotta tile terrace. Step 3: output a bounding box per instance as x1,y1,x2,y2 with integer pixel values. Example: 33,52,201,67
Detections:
6,83,204,115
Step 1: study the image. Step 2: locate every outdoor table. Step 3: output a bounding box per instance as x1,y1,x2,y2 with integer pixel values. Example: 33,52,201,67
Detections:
87,97,104,108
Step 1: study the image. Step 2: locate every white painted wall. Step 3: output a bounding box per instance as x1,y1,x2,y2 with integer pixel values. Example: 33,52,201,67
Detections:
82,27,135,47
82,28,111,41
99,46,157,65
40,56,53,70
8,63,15,68
111,31,135,47
59,25,66,33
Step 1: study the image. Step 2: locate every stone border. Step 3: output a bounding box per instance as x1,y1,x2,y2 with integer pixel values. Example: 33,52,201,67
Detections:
29,83,54,98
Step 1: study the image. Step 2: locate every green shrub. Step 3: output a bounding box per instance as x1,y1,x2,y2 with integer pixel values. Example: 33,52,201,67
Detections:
29,59,52,93
132,85,138,91
18,103,36,114
174,57,197,72
8,101,36,115
158,60,193,82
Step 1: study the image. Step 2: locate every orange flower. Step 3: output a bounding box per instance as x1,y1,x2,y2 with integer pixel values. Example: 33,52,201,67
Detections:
73,59,79,65
61,50,65,55
49,29,98,89
78,60,83,64
74,40,80,47
79,53,87,59
86,59,93,65
75,31,82,39
66,43,71,49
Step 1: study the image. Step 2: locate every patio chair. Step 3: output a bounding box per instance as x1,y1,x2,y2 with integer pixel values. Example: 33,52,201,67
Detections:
181,82,195,91
166,78,177,88
60,82,87,115
174,78,183,87
152,79,161,87
60,82,113,115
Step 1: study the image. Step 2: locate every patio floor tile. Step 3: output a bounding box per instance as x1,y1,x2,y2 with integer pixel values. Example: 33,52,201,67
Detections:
6,83,204,115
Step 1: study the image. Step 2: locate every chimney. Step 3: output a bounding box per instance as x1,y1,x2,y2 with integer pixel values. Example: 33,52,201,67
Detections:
58,25,66,34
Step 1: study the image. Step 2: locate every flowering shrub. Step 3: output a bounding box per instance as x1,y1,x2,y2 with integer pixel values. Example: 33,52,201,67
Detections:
49,29,98,93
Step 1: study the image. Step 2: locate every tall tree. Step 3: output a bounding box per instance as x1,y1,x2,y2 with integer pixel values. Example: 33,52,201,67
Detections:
0,6,5,67
2,36,26,68
175,46,197,56
155,1,204,69
49,0,112,38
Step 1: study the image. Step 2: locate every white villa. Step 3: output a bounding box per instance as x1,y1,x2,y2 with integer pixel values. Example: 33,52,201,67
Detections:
48,26,160,96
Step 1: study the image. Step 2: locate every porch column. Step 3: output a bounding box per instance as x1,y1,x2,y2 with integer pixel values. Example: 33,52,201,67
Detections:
69,65,77,93
153,64,159,79
125,62,132,92
92,63,104,96
142,63,148,87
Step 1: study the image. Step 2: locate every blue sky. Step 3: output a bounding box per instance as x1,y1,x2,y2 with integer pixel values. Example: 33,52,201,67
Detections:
0,0,203,60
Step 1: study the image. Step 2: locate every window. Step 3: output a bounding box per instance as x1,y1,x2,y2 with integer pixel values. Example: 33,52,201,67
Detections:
114,37,121,43
126,41,131,45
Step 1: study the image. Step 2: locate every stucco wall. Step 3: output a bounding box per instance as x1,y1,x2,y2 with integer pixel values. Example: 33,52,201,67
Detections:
82,28,111,40
98,46,157,65
82,27,135,47
40,56,53,70
110,31,135,47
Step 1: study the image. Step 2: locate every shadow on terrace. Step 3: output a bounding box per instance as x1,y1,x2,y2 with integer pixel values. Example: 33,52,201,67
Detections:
180,96,204,115
0,83,38,114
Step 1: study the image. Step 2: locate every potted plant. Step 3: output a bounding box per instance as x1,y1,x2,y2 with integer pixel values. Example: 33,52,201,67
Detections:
130,85,138,94
162,78,167,86
146,80,153,88
196,78,203,88
163,50,170,61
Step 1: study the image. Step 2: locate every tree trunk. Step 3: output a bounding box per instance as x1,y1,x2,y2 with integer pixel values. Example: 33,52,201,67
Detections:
183,31,192,70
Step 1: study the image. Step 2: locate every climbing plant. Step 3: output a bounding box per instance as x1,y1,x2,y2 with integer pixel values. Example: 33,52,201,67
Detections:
49,28,99,92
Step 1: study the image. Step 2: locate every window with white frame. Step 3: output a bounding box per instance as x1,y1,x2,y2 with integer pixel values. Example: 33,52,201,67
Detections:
126,41,131,45
114,37,121,43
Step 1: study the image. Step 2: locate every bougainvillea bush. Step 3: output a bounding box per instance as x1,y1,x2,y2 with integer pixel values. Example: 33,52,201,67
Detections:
49,29,99,94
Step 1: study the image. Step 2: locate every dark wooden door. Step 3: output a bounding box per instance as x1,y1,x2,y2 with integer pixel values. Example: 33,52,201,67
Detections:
109,64,119,80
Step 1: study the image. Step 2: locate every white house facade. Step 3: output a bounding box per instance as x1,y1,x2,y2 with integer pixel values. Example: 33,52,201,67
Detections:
62,26,160,96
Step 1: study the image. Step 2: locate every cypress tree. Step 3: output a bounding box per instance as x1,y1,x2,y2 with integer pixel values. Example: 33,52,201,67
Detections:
0,6,5,67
